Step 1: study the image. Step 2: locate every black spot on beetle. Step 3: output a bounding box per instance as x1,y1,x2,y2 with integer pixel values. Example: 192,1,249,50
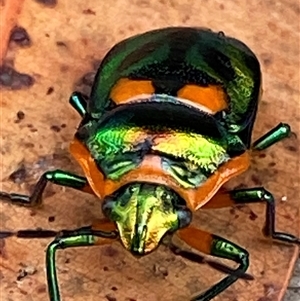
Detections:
0,65,34,89
33,0,57,7
10,26,31,46
46,86,54,95
9,165,27,184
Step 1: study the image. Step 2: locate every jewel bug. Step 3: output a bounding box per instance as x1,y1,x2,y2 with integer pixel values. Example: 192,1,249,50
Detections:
1,27,299,301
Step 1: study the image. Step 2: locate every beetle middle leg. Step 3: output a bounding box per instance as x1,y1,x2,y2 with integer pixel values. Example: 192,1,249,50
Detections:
172,226,249,301
0,170,94,207
251,123,291,150
202,187,300,244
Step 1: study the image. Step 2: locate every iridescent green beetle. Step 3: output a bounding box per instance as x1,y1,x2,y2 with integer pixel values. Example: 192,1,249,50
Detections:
1,27,299,301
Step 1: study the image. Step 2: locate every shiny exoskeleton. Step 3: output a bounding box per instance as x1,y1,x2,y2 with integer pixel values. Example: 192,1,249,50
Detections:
1,27,299,301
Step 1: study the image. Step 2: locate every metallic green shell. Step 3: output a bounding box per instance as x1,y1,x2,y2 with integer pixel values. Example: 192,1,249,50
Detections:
79,97,245,188
88,27,261,146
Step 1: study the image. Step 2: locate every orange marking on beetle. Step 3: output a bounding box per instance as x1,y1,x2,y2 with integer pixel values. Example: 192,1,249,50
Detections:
69,138,106,199
70,138,250,211
177,227,214,254
201,188,236,209
81,183,96,195
110,78,155,104
92,218,117,232
91,219,117,245
189,152,250,210
177,84,228,113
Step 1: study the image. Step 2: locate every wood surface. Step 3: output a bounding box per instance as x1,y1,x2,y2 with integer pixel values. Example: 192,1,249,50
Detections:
0,1,299,301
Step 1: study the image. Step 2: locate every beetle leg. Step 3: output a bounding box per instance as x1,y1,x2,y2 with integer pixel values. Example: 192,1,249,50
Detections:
251,123,291,150
202,187,300,244
69,91,87,117
175,227,249,301
0,220,118,301
46,224,117,301
0,169,95,207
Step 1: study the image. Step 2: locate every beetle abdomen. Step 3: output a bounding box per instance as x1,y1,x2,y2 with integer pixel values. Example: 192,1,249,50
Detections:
89,27,261,144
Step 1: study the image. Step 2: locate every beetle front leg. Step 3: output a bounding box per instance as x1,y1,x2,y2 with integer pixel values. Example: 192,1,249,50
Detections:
0,220,118,301
47,224,117,301
174,227,249,301
0,170,95,207
202,187,300,245
69,92,87,117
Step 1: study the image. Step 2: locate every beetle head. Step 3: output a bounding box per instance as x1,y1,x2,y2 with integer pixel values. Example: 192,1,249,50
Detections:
102,183,192,255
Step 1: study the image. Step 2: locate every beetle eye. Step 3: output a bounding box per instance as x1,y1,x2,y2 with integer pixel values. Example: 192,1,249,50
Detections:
102,196,115,218
177,207,192,229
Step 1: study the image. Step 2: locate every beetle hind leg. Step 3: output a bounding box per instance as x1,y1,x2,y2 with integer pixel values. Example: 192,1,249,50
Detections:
202,187,300,245
173,227,249,301
0,169,94,207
